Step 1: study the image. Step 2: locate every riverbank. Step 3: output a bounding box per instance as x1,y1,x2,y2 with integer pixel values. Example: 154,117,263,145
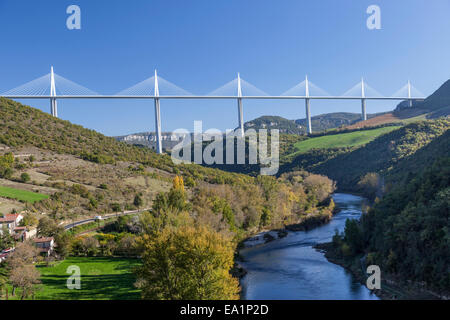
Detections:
233,200,339,280
237,193,380,300
314,242,445,300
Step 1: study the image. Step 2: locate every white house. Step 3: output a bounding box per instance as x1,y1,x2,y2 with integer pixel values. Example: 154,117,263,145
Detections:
0,214,23,235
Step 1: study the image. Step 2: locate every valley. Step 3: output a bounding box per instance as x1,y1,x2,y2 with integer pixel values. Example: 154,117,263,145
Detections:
0,76,449,301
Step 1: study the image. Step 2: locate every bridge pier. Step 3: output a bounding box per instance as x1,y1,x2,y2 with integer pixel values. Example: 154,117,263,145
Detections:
305,98,312,135
154,98,162,154
304,76,312,135
154,70,162,154
237,98,244,137
360,78,367,121
361,98,367,121
50,98,58,117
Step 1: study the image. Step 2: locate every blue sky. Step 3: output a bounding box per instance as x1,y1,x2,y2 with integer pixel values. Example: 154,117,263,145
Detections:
0,0,449,136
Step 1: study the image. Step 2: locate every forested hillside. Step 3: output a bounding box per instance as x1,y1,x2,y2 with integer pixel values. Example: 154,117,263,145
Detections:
329,157,450,295
310,119,450,191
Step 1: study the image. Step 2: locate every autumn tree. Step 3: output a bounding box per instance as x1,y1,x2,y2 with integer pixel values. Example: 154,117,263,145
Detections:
9,264,41,300
135,225,240,300
357,172,382,200
7,241,41,298
0,152,14,179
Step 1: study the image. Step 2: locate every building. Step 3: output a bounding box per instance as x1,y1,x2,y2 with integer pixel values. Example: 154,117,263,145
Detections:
0,214,23,235
33,237,55,256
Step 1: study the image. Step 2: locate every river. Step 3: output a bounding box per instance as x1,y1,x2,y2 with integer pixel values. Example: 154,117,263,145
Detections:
240,193,379,300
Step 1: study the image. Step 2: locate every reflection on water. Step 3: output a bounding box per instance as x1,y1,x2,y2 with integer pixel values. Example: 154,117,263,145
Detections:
240,193,379,300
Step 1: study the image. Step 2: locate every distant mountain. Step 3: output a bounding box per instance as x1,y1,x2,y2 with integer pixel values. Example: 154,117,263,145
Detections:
395,79,450,118
244,113,380,135
295,112,381,132
244,116,304,134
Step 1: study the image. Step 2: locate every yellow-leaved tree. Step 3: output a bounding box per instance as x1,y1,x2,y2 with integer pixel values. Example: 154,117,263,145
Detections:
172,175,184,192
135,225,240,300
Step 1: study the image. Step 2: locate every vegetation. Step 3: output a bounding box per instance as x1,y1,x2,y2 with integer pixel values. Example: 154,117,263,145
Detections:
24,257,139,300
136,225,239,300
310,119,449,190
289,126,401,155
330,158,450,294
0,185,49,203
242,113,383,135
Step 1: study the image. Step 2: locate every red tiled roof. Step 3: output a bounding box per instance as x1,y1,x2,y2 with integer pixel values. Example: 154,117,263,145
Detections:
0,214,21,223
33,237,54,243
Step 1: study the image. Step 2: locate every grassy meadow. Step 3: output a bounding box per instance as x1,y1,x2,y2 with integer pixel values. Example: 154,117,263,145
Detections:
0,185,49,203
291,126,401,154
4,257,141,300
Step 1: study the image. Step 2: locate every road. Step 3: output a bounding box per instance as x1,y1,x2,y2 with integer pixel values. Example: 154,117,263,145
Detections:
63,208,150,230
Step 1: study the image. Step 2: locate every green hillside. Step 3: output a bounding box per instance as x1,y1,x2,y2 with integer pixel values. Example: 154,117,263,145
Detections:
290,126,401,155
311,119,450,190
0,98,254,186
0,185,49,203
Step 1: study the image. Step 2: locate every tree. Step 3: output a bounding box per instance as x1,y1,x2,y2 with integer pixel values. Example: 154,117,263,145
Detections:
135,225,240,300
133,193,143,208
173,175,184,191
9,264,41,300
357,172,382,200
20,212,38,227
0,225,14,251
0,265,9,299
7,241,41,297
0,153,14,179
54,232,73,258
343,219,364,254
20,172,30,183
37,216,63,237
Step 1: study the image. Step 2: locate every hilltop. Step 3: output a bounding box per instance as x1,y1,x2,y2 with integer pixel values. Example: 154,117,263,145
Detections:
244,112,382,134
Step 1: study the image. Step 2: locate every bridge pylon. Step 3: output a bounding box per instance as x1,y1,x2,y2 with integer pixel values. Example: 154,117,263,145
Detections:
154,70,163,154
50,66,58,117
305,75,312,135
237,73,244,138
407,80,413,107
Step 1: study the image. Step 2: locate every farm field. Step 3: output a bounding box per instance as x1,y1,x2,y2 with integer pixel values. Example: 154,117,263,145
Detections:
291,126,402,154
5,257,141,300
0,185,49,203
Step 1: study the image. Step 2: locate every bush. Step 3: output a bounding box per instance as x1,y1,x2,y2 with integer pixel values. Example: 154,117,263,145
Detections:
21,172,31,183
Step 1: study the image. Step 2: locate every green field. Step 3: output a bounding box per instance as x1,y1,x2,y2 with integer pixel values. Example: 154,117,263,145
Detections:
0,185,49,203
5,257,141,300
292,126,401,154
